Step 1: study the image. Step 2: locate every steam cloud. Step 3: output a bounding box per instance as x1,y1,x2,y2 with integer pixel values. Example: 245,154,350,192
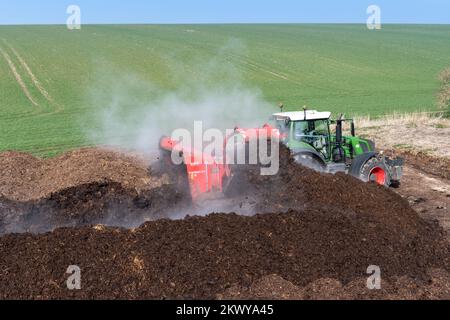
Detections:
83,40,275,155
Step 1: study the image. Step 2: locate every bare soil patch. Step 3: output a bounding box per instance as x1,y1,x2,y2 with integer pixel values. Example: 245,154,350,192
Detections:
395,150,450,180
356,113,450,159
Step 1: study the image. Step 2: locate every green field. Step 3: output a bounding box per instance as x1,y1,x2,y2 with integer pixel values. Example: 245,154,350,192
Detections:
1,24,449,156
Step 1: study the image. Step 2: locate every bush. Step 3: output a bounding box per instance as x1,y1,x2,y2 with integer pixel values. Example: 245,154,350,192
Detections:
438,68,450,110
439,68,450,85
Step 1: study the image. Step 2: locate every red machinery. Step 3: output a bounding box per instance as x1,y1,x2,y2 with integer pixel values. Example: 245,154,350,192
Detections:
159,136,231,201
159,124,279,201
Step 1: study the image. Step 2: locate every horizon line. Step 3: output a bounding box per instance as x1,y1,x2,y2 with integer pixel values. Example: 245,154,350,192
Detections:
1,22,449,26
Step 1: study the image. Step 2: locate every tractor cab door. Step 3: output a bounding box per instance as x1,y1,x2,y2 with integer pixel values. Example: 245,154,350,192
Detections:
293,119,331,160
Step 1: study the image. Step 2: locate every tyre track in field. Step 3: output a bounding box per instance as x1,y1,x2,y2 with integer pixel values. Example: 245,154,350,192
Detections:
223,51,334,92
243,60,290,81
0,46,39,108
190,41,300,85
224,51,292,82
2,40,62,114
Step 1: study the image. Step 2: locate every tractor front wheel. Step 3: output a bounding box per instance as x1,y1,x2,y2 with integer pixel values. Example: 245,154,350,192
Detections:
359,157,391,187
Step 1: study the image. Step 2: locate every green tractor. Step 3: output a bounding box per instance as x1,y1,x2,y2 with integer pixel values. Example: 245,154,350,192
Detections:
270,108,403,187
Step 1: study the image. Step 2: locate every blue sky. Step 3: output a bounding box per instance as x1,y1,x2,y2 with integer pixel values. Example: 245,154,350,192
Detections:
0,0,449,25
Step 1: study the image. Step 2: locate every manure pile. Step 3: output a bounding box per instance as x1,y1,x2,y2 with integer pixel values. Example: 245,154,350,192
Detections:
0,146,448,299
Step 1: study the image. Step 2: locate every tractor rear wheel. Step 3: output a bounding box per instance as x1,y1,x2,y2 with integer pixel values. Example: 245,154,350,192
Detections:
359,157,391,187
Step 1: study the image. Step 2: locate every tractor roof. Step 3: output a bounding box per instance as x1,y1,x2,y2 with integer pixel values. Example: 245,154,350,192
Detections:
272,110,332,121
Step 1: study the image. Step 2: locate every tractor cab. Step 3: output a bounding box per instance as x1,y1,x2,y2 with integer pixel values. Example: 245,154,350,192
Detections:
271,110,334,161
270,109,369,164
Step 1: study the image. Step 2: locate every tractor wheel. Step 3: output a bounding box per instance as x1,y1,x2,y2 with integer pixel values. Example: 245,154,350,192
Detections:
359,157,391,187
293,153,326,172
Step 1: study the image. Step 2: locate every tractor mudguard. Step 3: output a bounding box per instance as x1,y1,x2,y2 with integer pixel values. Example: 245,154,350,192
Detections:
349,152,377,177
291,148,327,171
366,139,376,152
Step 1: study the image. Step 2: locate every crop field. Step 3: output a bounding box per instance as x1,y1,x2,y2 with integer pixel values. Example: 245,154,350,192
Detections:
1,24,449,156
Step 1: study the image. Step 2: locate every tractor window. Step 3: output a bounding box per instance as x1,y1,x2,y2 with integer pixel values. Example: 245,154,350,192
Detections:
293,121,307,138
293,120,329,138
313,120,329,135
293,120,330,158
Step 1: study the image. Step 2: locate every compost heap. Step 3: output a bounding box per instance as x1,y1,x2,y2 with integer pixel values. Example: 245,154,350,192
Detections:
0,145,449,299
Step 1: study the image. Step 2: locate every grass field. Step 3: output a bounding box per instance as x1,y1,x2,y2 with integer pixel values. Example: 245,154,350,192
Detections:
1,24,449,156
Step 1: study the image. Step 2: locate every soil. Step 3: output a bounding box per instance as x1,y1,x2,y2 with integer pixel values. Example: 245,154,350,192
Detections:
394,166,450,236
219,269,450,300
0,210,448,300
0,181,185,234
0,148,165,201
0,145,449,299
0,148,189,234
386,149,450,181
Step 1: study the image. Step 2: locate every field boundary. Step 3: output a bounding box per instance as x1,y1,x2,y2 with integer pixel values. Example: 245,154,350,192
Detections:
355,110,449,122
